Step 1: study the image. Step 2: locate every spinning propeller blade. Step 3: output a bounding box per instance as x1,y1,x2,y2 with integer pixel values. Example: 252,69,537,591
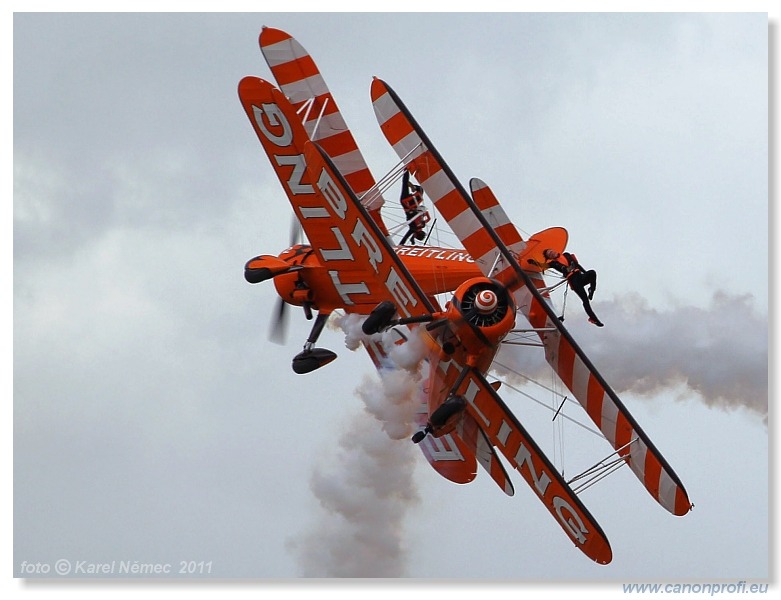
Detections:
269,296,289,345
289,216,302,247
269,216,302,345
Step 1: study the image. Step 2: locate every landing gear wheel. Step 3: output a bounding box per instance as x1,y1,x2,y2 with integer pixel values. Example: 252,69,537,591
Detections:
291,348,337,374
362,301,397,335
429,395,467,428
411,430,428,444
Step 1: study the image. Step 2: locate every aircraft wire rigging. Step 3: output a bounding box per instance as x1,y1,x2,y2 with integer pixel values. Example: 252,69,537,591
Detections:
567,438,637,496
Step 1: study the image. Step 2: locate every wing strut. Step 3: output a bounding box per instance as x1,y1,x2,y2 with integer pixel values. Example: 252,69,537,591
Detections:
567,438,638,495
294,96,331,141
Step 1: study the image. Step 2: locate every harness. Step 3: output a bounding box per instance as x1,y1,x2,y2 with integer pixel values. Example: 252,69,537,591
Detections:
553,252,582,279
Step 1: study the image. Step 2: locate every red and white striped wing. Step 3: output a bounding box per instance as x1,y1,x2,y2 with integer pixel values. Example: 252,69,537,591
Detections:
467,178,526,281
371,78,523,282
515,278,693,516
260,27,388,234
371,78,691,517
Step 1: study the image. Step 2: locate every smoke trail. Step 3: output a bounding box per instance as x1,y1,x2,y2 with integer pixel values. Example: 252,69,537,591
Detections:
496,291,768,422
287,315,424,577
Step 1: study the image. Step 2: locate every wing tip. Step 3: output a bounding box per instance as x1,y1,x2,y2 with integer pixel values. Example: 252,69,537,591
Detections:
259,26,292,48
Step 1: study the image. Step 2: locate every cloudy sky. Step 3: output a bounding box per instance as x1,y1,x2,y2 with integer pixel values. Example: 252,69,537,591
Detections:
12,10,768,588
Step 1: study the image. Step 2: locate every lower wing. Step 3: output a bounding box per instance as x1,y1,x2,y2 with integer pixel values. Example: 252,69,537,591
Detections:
456,368,613,564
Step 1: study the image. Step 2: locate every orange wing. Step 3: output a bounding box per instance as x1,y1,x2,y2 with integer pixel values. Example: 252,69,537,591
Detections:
239,76,479,484
420,296,608,559
415,375,514,494
300,140,437,318
415,428,479,486
260,27,389,234
238,77,401,312
459,414,515,496
457,368,612,564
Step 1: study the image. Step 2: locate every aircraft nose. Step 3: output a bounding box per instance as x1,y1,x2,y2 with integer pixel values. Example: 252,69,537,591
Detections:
475,289,498,314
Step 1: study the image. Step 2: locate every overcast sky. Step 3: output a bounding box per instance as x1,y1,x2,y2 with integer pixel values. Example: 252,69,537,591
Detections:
12,10,769,589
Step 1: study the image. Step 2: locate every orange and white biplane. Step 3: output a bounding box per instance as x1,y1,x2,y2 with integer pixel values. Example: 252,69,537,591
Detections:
238,28,692,565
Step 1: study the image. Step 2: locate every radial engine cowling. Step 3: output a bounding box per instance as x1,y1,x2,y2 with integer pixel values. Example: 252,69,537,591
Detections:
446,277,516,352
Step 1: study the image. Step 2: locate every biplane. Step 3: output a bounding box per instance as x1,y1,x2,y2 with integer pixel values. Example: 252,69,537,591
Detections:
239,27,692,565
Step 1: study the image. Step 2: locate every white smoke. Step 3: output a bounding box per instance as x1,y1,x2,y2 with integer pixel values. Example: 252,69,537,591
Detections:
288,314,427,576
496,291,768,422
331,312,366,352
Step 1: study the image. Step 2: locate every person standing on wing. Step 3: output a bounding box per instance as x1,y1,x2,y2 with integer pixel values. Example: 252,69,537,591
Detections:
398,169,429,245
540,249,603,327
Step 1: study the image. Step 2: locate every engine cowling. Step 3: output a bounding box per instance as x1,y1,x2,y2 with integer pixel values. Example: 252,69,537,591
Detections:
445,277,516,354
270,245,315,307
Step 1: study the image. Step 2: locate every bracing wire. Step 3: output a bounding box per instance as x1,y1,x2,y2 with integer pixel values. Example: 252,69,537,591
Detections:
488,369,604,439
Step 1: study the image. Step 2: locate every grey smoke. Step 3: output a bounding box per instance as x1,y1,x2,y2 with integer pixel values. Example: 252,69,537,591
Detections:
286,408,419,577
287,316,424,577
498,291,768,422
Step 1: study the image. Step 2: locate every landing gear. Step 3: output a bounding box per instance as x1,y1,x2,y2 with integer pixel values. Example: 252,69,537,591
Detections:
411,363,473,444
362,301,398,335
411,394,467,444
431,395,467,427
411,429,428,444
292,347,337,374
291,312,337,374
362,300,436,336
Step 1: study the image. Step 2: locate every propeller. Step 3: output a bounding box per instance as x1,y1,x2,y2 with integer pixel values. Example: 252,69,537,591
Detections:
269,295,289,345
287,216,302,249
268,216,304,345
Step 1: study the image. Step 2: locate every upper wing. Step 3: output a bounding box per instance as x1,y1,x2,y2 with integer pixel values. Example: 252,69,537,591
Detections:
372,79,554,286
371,78,691,517
238,76,321,240
371,78,520,284
260,27,389,234
238,76,404,313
